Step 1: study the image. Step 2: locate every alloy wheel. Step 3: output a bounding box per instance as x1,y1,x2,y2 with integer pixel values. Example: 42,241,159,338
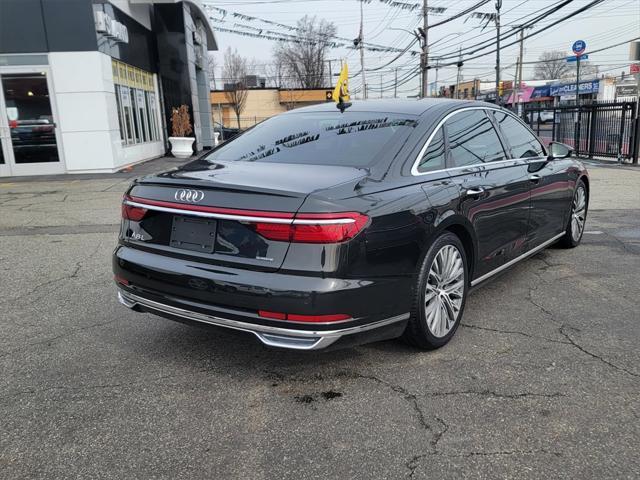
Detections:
571,186,587,242
425,245,465,338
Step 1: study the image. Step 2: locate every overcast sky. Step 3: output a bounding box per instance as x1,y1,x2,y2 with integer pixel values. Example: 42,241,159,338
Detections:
204,0,640,98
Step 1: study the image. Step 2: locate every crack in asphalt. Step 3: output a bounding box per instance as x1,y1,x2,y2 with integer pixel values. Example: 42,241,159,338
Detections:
559,325,640,379
303,371,565,478
406,453,428,479
460,323,569,345
2,238,104,306
0,318,118,361
601,231,640,255
424,389,564,399
0,371,184,401
527,273,556,319
432,448,561,459
355,373,431,432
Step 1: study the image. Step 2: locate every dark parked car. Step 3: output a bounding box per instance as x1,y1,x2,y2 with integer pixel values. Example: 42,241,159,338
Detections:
213,121,240,143
113,99,588,351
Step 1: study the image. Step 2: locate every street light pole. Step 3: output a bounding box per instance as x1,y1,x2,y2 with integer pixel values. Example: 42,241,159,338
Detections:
495,0,502,106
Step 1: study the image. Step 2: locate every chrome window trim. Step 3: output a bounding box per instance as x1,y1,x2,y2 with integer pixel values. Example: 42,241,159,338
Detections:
123,200,356,225
411,106,535,177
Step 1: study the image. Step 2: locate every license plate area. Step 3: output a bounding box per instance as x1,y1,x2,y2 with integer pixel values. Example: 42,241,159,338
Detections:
169,216,217,253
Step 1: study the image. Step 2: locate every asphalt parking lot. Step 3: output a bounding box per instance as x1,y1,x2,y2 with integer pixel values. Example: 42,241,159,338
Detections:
1,159,639,479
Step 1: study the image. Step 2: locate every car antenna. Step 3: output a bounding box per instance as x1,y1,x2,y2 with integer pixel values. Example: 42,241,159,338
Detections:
332,62,352,113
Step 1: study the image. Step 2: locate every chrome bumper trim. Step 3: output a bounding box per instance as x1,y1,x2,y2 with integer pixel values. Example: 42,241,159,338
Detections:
117,290,409,351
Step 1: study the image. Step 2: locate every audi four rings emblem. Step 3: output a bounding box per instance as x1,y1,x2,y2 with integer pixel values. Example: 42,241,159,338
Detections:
174,189,205,203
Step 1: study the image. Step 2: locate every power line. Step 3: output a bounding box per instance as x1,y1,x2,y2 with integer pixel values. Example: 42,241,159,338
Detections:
435,0,609,68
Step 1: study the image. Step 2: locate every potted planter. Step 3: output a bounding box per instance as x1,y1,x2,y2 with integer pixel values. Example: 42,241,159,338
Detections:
168,105,194,159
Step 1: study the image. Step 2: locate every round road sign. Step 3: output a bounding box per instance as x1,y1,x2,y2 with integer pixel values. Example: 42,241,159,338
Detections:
572,40,586,55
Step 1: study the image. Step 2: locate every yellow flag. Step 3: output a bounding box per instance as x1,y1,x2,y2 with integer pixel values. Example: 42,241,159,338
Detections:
332,63,350,103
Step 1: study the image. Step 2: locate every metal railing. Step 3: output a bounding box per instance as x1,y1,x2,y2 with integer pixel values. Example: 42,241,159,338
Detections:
521,102,638,163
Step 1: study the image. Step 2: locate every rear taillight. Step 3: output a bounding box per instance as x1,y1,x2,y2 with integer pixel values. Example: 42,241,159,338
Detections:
253,212,369,244
258,310,351,323
121,195,369,243
121,201,148,221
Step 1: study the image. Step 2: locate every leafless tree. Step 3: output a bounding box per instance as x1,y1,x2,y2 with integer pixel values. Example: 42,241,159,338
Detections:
533,51,570,80
563,61,598,80
273,15,336,89
264,55,287,88
222,47,249,129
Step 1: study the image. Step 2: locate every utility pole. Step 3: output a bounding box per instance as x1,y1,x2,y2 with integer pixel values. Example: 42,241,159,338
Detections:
512,57,519,110
455,47,463,99
517,27,524,115
380,72,383,98
327,59,332,88
358,0,368,99
495,0,502,105
421,0,429,97
394,68,398,98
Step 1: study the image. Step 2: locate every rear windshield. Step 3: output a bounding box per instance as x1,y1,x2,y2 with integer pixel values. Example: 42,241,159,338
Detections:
204,111,419,167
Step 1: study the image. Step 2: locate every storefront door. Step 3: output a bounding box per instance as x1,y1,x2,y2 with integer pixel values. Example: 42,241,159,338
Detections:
0,67,65,176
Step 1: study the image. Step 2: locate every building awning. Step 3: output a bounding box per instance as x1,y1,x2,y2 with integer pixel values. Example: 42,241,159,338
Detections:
506,86,535,104
130,0,218,50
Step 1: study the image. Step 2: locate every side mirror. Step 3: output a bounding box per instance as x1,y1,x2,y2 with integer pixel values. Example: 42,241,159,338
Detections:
547,141,573,160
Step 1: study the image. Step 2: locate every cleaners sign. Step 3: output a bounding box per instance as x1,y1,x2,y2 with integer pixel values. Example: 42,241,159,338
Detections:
549,80,600,97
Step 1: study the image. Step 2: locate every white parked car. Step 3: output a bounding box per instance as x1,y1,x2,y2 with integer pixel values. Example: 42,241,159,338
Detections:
527,110,554,124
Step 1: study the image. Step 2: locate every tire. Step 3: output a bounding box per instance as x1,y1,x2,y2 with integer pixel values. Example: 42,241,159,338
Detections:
559,179,588,248
403,232,469,350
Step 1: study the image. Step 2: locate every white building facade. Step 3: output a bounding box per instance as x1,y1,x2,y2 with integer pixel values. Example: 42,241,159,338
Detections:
0,0,217,177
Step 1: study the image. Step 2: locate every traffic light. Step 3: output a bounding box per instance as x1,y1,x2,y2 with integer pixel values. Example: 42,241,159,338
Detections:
498,81,504,97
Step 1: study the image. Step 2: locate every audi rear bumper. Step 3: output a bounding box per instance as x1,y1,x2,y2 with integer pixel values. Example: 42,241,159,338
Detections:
117,289,409,351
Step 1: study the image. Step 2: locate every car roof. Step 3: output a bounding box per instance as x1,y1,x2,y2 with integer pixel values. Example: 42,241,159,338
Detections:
281,98,499,117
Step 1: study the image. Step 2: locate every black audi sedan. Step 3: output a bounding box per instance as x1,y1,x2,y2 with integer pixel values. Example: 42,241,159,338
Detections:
113,99,588,351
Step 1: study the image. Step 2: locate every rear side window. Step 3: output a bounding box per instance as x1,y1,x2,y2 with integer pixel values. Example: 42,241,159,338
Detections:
204,111,418,167
445,110,507,167
416,128,446,173
492,111,545,158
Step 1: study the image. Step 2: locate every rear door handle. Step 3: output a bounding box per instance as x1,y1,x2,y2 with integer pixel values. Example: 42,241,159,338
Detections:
465,187,485,196
529,174,542,183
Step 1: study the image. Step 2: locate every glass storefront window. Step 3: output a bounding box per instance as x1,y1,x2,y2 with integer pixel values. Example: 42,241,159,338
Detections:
147,92,158,141
136,89,149,142
112,59,160,146
118,85,134,144
1,74,59,164
114,85,125,142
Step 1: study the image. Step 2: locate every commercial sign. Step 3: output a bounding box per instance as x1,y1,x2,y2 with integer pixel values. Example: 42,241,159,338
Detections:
95,11,129,44
616,84,638,97
567,54,588,62
549,80,599,97
530,86,551,99
631,63,640,74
